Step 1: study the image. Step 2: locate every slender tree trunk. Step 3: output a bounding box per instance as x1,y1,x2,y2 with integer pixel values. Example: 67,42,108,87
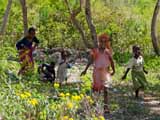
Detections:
71,18,89,47
0,0,12,35
20,0,28,35
64,0,90,48
85,0,97,48
151,0,160,55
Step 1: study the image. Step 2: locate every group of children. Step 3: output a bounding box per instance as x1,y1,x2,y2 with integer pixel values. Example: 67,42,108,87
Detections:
81,33,148,113
16,27,72,85
38,49,72,85
16,27,148,114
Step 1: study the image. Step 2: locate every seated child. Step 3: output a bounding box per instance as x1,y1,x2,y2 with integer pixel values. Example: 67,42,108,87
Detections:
38,62,56,83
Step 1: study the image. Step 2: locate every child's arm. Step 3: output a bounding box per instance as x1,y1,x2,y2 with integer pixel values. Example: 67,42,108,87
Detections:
143,67,148,74
81,54,93,76
41,64,49,74
38,65,42,74
122,68,130,80
108,54,115,75
53,70,56,80
33,37,39,48
122,57,134,80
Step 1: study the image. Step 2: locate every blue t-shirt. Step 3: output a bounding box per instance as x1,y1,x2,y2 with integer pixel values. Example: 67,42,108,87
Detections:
16,37,39,50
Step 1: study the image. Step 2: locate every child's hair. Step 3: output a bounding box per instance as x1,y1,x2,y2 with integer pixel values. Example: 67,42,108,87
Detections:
50,62,55,67
132,45,142,56
61,50,67,60
28,27,36,33
98,33,110,42
98,33,112,53
132,45,140,52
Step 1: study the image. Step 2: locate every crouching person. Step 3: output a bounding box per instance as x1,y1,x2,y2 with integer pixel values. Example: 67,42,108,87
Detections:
38,62,56,83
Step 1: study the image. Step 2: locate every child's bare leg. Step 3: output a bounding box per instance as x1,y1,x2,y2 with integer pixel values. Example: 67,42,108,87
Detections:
135,89,139,98
59,82,62,87
135,87,142,98
135,87,143,98
18,66,26,75
104,86,109,113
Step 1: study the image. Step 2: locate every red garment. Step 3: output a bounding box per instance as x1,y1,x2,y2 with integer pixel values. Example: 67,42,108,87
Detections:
18,47,35,75
91,48,112,91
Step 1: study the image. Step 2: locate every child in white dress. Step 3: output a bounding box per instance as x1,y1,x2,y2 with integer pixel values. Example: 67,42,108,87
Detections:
57,50,71,86
122,46,148,98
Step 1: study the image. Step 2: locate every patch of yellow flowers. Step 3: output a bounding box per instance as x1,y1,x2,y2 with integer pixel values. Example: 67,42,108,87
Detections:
58,92,84,102
66,102,73,109
86,96,94,104
71,95,81,101
66,93,70,97
28,98,38,106
93,115,105,120
59,92,65,97
54,83,60,89
62,116,74,120
16,91,38,106
17,91,31,99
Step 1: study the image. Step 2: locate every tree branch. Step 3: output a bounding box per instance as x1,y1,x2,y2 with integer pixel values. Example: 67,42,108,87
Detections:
0,0,12,35
151,0,160,55
20,0,28,36
64,0,90,47
85,0,98,48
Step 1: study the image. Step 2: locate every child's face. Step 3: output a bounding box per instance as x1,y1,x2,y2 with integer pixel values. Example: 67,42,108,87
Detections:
98,39,106,49
50,62,55,67
28,31,35,40
134,50,140,58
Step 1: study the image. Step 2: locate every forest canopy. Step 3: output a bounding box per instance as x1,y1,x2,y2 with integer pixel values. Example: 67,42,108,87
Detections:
0,0,159,55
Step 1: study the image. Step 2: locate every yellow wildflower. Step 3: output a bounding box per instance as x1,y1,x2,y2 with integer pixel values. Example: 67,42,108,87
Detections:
66,93,70,97
67,102,73,109
20,93,28,99
16,92,20,96
50,104,56,110
89,99,94,104
99,116,105,120
86,96,94,104
69,118,74,120
86,96,91,99
62,116,69,120
24,91,31,97
54,83,60,89
75,105,78,109
59,93,65,97
72,95,81,101
75,95,81,101
28,98,38,106
93,117,99,120
80,94,84,99
39,111,47,119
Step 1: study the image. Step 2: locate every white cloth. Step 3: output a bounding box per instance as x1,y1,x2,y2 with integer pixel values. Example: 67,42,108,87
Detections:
127,56,144,71
57,60,67,83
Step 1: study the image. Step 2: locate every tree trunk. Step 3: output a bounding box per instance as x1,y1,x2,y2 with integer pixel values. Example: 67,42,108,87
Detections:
20,0,28,36
0,0,12,35
85,0,98,48
151,0,160,55
64,0,90,48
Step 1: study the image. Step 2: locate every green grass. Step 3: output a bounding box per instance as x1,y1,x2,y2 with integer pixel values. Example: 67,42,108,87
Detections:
0,48,160,120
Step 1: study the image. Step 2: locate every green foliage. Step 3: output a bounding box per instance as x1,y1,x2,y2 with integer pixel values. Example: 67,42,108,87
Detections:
0,0,159,52
144,56,160,70
0,0,160,119
0,46,159,119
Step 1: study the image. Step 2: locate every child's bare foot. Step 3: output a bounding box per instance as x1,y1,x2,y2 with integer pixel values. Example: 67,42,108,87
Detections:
104,105,110,114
